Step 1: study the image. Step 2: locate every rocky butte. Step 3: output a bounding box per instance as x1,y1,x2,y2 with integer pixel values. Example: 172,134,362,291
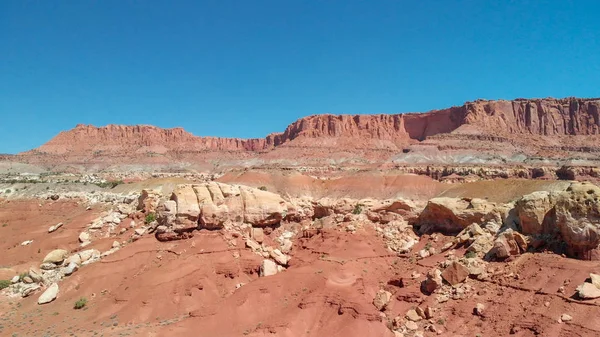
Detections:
8,97,600,178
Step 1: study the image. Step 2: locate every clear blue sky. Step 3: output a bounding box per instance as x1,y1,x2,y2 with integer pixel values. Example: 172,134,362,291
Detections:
2,1,599,153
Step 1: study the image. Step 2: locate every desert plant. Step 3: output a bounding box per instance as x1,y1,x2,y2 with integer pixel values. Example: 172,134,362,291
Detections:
0,280,10,290
465,251,477,259
94,180,124,189
74,297,88,309
352,203,363,215
145,213,156,224
258,186,267,191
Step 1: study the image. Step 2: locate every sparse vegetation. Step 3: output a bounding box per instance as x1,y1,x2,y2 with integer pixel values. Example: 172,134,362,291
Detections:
2,224,7,227
424,242,432,250
18,272,28,281
74,297,88,309
0,280,11,290
4,189,11,194
465,251,477,259
94,180,124,189
258,186,267,191
352,203,363,215
145,213,156,224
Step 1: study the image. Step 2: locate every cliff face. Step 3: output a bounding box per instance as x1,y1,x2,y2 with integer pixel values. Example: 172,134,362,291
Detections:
34,124,269,154
463,98,600,136
25,97,600,160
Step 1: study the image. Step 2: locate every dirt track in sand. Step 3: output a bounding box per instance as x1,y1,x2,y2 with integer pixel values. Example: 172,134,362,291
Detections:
2,198,600,336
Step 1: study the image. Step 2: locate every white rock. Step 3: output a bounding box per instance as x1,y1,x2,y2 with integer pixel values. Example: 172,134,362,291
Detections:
79,249,101,263
21,240,34,246
42,249,68,264
78,232,90,243
405,321,418,330
269,249,289,266
135,228,146,236
22,284,40,297
37,283,59,304
112,241,121,248
260,259,278,277
64,262,79,276
65,254,82,266
11,275,20,283
48,222,63,233
560,313,573,322
577,282,600,299
89,221,103,229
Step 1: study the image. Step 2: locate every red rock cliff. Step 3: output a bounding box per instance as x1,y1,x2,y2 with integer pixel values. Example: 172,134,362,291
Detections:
27,97,600,156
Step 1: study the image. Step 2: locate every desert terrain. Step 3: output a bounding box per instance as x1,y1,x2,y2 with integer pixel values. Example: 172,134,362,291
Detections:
2,98,600,337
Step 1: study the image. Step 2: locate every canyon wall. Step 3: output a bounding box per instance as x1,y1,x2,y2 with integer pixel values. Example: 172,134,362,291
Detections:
20,98,600,167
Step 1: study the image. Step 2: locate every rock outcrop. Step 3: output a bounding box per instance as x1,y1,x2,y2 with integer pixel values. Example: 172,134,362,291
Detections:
416,198,503,234
156,183,287,241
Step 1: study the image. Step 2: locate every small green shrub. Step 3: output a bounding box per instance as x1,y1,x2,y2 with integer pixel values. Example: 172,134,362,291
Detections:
4,189,11,194
145,213,156,224
258,186,267,191
2,223,7,227
0,280,10,290
465,251,477,259
94,180,124,189
74,297,87,309
352,203,363,215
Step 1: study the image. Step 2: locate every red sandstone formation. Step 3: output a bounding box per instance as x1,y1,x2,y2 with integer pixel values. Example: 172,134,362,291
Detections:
15,97,600,170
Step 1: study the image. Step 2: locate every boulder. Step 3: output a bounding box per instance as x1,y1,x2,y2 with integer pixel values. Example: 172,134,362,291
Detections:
28,267,43,282
251,227,265,243
554,182,600,259
489,229,527,259
421,268,443,294
416,198,502,233
577,282,600,299
48,223,63,233
259,259,278,277
591,273,600,289
137,189,160,212
474,303,485,316
371,198,417,215
171,185,201,221
78,232,90,243
64,254,82,266
515,191,556,234
22,284,40,297
372,289,392,311
199,202,230,229
241,186,287,226
269,249,289,266
64,262,79,276
406,309,421,322
42,249,68,264
78,249,101,263
37,283,59,304
441,261,470,286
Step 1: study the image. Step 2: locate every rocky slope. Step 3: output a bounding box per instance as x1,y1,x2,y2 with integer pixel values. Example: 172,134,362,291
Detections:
14,97,600,170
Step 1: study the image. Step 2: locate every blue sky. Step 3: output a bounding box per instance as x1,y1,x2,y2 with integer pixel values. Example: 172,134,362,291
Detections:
1,1,599,153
